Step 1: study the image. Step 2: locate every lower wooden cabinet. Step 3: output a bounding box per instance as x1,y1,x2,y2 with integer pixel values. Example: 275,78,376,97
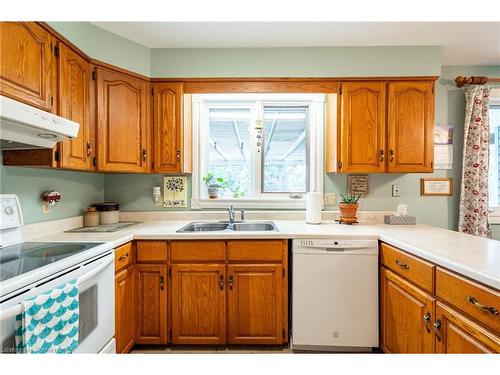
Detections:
135,264,168,344
380,267,435,353
115,266,135,353
171,264,226,344
227,264,285,344
435,301,500,353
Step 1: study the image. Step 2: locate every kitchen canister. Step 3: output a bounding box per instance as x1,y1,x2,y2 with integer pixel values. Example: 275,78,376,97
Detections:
93,202,120,224
83,207,100,227
305,192,322,224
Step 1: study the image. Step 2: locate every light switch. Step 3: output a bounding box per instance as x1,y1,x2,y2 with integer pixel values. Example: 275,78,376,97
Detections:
324,193,336,205
392,184,400,197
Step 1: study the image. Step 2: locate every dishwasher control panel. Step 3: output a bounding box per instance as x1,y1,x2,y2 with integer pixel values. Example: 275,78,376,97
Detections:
295,239,378,249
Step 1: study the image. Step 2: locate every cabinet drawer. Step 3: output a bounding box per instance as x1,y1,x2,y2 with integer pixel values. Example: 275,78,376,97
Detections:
227,240,286,262
380,242,435,293
171,241,225,262
115,242,133,273
136,241,168,263
436,267,500,334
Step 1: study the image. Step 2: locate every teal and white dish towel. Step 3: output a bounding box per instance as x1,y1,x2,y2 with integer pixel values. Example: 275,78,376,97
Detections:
15,280,79,354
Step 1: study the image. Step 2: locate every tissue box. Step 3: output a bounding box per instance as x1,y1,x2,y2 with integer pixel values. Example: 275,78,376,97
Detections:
384,215,416,225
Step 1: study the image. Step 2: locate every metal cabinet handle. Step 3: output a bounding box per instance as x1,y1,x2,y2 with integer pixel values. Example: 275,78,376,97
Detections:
228,275,234,290
176,150,181,161
159,275,165,291
433,319,442,341
117,253,129,261
142,149,147,161
389,149,394,162
379,149,385,161
395,259,409,270
423,312,431,333
219,274,224,290
86,142,92,156
467,296,499,316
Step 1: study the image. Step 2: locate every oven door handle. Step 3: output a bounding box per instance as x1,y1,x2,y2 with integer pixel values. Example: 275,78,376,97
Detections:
0,255,113,323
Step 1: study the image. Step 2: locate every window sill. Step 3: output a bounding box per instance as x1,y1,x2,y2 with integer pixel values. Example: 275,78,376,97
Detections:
489,215,500,224
191,197,318,209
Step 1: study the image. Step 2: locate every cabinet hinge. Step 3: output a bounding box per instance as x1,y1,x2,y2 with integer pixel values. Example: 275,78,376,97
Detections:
92,70,96,81
92,157,97,167
54,45,60,58
54,151,60,162
282,268,285,278
338,160,342,170
168,267,172,279
50,96,54,106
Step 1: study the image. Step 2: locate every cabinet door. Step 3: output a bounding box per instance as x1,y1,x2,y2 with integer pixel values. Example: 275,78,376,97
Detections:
227,264,284,344
171,264,226,344
0,22,57,112
387,81,434,172
115,266,135,353
338,82,386,173
435,302,500,353
96,67,150,172
380,267,435,353
135,264,167,344
153,82,184,172
58,43,93,170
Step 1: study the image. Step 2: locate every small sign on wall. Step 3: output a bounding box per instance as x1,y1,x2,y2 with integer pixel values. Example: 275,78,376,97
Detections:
163,176,188,207
420,178,453,196
348,175,369,197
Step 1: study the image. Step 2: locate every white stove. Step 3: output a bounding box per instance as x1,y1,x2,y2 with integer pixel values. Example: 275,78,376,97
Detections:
0,194,116,353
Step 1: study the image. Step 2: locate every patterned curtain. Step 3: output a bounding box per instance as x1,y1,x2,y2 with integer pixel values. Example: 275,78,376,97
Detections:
458,85,491,238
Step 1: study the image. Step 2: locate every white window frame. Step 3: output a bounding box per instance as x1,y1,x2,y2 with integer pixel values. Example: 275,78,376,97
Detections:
191,93,327,209
488,88,500,223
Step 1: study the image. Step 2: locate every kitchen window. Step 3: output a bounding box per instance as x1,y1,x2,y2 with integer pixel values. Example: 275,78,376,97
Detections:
488,89,500,222
191,93,325,209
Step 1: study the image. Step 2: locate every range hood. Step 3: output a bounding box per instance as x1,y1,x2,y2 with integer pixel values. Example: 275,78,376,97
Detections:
0,95,79,150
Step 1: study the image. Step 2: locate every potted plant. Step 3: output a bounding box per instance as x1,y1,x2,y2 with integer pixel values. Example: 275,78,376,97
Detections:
203,173,226,199
338,194,360,221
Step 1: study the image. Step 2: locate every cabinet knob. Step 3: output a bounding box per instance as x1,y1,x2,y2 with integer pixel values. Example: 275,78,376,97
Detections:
395,259,409,270
389,149,395,162
219,274,224,290
379,150,385,162
467,296,499,315
159,275,165,291
86,142,92,156
228,275,234,290
433,319,442,341
142,149,147,161
117,253,129,262
423,312,431,333
176,150,181,161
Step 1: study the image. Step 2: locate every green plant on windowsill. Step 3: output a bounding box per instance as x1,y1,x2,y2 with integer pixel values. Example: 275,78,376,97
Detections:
202,173,246,199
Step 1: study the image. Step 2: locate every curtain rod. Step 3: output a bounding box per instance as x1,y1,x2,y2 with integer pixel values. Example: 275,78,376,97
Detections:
455,76,500,87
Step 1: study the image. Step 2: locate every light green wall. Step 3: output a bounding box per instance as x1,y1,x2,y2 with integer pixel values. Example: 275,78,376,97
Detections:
0,156,104,224
151,46,441,77
47,22,151,76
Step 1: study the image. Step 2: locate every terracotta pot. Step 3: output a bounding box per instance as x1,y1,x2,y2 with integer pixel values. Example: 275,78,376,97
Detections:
338,203,359,219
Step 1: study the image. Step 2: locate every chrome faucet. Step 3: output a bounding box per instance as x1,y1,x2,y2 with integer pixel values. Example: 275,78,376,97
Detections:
227,205,235,223
240,209,245,222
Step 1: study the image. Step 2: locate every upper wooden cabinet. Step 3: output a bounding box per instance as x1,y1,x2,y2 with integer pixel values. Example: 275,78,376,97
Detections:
329,79,435,173
387,81,434,172
58,43,94,170
96,67,151,172
0,22,57,112
338,82,386,173
153,82,191,173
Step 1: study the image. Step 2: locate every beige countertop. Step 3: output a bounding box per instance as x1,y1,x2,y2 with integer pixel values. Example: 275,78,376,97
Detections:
28,220,500,290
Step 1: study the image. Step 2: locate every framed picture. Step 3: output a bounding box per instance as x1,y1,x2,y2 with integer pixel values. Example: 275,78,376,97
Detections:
163,176,188,207
420,178,453,196
348,175,369,197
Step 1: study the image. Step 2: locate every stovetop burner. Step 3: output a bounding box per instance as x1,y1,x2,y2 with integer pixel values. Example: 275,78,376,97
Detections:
0,242,104,282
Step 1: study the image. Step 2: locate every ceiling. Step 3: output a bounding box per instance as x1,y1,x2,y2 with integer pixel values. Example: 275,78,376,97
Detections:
91,22,500,65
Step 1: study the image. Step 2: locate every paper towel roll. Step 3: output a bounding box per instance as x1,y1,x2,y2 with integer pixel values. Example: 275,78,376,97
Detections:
306,192,322,224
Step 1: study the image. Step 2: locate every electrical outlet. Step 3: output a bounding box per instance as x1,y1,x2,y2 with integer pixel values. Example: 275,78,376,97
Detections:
324,193,336,205
392,184,400,197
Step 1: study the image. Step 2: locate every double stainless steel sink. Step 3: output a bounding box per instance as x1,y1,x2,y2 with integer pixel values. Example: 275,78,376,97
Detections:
176,221,278,233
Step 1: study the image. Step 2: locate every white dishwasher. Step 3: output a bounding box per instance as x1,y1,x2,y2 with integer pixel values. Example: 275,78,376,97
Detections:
292,238,379,352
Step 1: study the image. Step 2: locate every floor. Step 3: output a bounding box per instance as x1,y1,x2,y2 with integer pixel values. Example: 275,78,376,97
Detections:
131,345,293,354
